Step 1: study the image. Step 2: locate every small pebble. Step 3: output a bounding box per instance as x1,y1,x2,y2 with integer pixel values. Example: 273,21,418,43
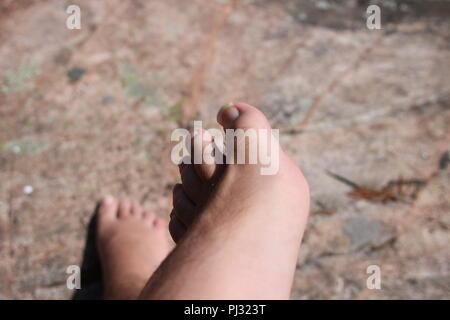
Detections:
67,67,86,83
101,95,115,106
12,145,21,154
297,13,308,21
315,0,330,10
23,185,34,195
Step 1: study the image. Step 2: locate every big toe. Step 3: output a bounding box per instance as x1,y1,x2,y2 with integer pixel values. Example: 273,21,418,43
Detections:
217,102,283,176
217,102,271,130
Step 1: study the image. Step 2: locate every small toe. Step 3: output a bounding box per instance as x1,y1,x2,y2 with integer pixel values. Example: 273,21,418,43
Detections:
131,201,143,217
117,199,132,218
169,212,187,243
143,211,155,220
98,196,118,222
179,165,204,203
191,128,216,181
173,184,197,226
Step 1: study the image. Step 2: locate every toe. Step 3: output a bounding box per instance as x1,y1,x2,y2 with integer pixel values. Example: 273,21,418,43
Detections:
191,128,216,181
173,184,197,226
217,102,280,173
131,201,143,217
169,212,187,243
217,102,271,130
98,196,118,222
117,199,132,218
143,211,155,221
179,165,204,203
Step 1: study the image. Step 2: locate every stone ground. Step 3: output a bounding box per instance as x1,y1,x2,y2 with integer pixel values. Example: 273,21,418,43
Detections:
0,0,449,299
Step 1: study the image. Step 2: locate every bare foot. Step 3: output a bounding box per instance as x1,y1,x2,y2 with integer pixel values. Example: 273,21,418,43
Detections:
96,197,171,299
144,102,310,299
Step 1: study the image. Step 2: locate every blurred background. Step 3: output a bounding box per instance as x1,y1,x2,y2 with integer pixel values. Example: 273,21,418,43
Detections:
0,0,449,299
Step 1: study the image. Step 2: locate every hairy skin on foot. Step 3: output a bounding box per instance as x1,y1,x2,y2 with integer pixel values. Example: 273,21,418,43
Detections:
142,102,310,299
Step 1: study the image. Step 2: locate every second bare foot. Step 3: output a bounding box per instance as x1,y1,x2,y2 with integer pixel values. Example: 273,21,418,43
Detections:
96,197,171,299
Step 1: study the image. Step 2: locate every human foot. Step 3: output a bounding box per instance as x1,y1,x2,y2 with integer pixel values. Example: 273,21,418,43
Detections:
96,197,171,299
144,102,310,299
171,103,308,238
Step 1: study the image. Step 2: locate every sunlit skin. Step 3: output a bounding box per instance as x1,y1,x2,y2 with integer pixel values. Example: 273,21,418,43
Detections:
97,103,310,299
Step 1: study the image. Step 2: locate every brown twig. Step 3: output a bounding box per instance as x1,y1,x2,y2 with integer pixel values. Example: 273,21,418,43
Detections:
181,0,238,126
326,170,427,204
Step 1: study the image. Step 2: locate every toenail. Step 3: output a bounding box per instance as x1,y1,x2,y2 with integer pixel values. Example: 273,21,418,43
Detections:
218,102,240,125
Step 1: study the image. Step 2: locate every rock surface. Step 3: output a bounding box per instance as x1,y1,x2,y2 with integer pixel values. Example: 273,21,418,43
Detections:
0,0,449,299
